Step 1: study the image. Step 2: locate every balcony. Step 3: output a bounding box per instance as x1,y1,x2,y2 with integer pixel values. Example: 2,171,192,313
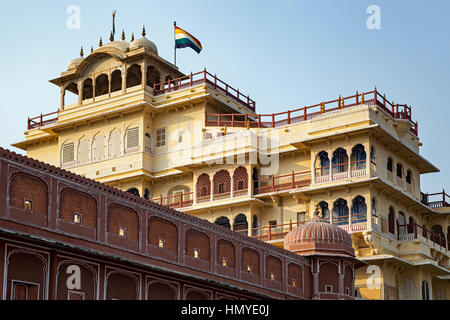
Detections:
153,69,256,112
314,160,367,184
397,223,448,252
421,190,450,209
27,70,256,130
205,88,418,136
152,192,194,209
254,171,311,195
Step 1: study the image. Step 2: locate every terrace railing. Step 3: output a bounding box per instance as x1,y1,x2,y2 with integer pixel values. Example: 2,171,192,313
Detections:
420,190,450,209
253,170,311,195
28,111,59,130
205,88,419,136
153,69,256,112
151,192,194,209
397,223,448,251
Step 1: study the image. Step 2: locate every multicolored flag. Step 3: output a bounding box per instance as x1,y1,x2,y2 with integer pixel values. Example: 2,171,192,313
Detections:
174,23,202,54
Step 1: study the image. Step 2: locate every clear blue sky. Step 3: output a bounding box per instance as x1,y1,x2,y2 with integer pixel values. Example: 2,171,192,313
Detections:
0,0,448,194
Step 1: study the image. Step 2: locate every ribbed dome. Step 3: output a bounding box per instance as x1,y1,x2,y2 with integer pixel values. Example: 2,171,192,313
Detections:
130,37,158,54
284,215,354,257
68,57,83,70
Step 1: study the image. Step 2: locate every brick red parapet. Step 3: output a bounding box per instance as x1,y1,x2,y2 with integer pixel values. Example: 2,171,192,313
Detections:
0,147,358,300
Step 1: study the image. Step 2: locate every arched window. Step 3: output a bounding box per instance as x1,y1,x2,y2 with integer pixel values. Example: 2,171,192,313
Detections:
92,133,106,162
252,215,258,236
147,66,161,87
196,174,211,203
233,214,248,233
332,199,349,225
144,188,150,200
64,82,78,106
388,206,395,235
370,146,375,163
397,163,403,178
333,198,349,216
82,78,93,100
111,70,122,93
316,151,330,176
398,211,406,236
406,170,412,184
421,280,430,300
126,64,142,88
215,216,231,229
332,148,348,173
387,157,393,172
371,198,377,217
407,216,415,234
351,196,367,223
213,170,231,198
431,225,445,247
127,188,140,197
351,144,366,170
233,166,248,196
319,201,330,219
95,74,109,97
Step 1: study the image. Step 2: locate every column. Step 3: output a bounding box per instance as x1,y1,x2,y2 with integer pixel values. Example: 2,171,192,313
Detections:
92,75,96,103
77,81,83,105
108,71,112,98
60,87,65,110
122,65,127,94
142,62,147,89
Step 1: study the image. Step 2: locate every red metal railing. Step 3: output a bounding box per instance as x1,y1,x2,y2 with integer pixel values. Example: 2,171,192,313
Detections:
27,111,59,130
151,192,193,209
420,190,450,208
236,221,307,241
253,170,311,195
397,223,447,250
205,89,419,136
153,69,256,112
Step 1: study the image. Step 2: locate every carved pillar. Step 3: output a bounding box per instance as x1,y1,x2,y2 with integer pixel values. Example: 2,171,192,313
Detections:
78,81,83,105
142,62,147,89
108,71,112,98
122,65,127,94
92,75,96,103
60,87,65,110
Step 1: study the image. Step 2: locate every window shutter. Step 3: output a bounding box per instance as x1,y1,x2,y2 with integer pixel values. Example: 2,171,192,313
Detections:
127,127,139,149
109,130,121,157
93,135,106,161
78,139,90,164
62,142,75,164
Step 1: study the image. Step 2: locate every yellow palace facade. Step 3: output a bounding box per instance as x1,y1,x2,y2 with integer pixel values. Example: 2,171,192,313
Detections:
13,29,450,300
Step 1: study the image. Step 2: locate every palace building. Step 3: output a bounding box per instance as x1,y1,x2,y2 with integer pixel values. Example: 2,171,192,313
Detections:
11,26,450,300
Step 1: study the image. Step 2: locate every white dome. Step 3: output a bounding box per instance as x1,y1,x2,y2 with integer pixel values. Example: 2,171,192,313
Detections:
130,37,158,54
68,57,84,70
104,41,130,52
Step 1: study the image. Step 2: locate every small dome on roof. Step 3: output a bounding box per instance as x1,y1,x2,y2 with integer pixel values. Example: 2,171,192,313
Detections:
103,40,130,52
68,57,84,70
130,37,158,54
284,208,354,257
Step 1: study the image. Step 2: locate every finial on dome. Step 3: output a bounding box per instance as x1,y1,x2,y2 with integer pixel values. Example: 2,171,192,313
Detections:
122,30,126,41
91,46,94,53
131,33,135,41
110,31,114,42
80,46,84,58
142,25,146,37
99,37,103,47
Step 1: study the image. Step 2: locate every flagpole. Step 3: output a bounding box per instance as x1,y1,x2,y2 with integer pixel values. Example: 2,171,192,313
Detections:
174,21,177,66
